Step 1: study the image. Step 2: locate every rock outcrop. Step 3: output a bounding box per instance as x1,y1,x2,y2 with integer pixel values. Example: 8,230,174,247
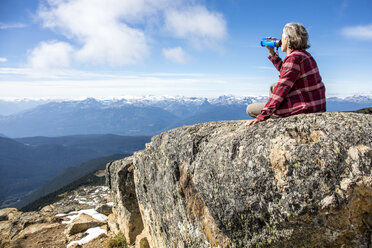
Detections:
0,185,114,248
107,111,372,247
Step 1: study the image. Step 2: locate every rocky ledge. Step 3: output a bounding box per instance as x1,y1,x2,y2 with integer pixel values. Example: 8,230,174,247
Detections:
106,111,372,248
0,185,115,248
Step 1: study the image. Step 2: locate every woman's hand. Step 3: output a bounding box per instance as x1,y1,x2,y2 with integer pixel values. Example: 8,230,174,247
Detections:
266,46,276,56
245,118,261,126
266,36,276,56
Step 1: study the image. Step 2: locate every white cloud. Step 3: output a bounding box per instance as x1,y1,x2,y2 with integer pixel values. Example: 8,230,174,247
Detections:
30,0,227,69
37,0,150,67
341,24,372,40
75,24,148,66
0,22,27,29
28,41,74,69
0,58,7,63
164,5,227,47
163,47,188,64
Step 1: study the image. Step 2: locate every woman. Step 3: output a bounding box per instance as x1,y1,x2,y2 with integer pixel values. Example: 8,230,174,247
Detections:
246,23,326,126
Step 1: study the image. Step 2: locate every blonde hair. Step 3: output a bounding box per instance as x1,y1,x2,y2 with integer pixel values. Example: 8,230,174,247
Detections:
283,23,310,50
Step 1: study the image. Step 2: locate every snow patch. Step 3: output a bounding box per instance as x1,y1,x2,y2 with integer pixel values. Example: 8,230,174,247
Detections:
67,226,107,247
58,209,108,224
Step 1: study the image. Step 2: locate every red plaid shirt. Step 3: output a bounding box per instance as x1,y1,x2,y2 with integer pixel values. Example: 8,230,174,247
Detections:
257,50,326,121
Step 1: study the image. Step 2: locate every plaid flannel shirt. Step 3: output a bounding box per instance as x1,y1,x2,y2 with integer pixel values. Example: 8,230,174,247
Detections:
257,50,326,121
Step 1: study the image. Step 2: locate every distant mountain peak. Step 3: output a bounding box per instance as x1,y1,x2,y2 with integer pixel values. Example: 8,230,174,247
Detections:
0,95,371,138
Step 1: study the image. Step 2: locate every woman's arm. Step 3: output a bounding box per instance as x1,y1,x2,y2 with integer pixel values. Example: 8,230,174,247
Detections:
256,55,300,121
265,41,282,71
269,53,283,72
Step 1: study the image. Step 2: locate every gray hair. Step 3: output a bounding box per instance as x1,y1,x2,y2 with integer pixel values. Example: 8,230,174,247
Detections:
283,23,310,50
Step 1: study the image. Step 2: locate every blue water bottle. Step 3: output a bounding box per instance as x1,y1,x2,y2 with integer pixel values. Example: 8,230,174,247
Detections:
260,38,282,48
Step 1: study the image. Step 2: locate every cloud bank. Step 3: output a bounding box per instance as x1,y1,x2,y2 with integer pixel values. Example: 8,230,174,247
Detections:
29,0,227,69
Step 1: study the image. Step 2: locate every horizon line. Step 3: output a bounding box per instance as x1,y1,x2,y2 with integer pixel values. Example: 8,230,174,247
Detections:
0,94,372,102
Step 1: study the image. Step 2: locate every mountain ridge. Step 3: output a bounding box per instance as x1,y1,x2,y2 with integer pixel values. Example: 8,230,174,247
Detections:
1,95,370,115
18,153,128,210
0,95,371,138
0,134,150,208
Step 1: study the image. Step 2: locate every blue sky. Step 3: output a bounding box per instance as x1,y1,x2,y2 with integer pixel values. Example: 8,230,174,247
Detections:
0,0,372,99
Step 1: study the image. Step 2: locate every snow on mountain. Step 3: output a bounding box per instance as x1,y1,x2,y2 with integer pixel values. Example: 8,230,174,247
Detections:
1,94,371,111
0,95,371,138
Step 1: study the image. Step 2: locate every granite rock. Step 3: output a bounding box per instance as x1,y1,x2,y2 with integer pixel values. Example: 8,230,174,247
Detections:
107,111,372,247
65,213,105,236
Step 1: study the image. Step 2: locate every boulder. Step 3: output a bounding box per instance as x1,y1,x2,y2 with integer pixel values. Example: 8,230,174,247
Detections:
106,157,144,244
95,203,112,216
41,205,54,212
0,208,64,247
2,210,60,240
66,213,105,236
0,208,21,221
106,112,372,247
17,223,61,239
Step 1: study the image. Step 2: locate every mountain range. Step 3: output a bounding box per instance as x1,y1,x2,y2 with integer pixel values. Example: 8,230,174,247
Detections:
0,96,371,138
0,135,150,208
18,153,127,210
0,95,371,208
0,99,50,116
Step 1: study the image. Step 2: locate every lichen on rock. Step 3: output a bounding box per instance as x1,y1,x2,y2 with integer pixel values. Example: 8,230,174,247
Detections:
106,111,372,247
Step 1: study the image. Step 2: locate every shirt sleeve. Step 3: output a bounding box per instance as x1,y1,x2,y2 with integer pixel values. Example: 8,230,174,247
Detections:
269,53,283,72
257,55,301,121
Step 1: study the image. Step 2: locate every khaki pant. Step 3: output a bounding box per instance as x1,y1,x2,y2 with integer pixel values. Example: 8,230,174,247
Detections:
246,83,277,118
